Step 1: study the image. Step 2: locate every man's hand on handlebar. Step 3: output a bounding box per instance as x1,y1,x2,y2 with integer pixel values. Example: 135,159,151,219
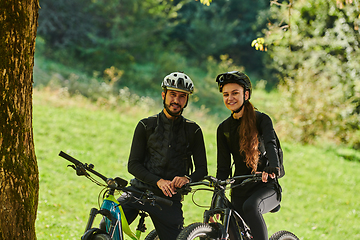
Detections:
171,176,190,189
157,179,176,197
156,176,190,197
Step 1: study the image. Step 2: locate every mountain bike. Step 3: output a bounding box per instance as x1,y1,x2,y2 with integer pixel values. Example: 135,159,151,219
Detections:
59,151,171,240
176,174,299,240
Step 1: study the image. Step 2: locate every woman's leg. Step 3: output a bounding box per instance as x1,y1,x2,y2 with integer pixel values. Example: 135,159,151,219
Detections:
241,187,280,240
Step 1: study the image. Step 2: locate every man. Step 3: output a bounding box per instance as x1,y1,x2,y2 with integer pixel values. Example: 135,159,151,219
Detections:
123,72,208,239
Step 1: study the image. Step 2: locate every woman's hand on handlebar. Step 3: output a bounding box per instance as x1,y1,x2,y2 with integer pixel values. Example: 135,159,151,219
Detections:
262,166,280,182
259,171,276,183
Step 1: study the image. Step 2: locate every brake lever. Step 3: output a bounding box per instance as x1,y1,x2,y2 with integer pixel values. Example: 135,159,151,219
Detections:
67,164,76,170
150,200,163,211
67,164,88,176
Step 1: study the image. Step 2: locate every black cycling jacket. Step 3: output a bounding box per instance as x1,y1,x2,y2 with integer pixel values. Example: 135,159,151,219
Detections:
128,111,208,192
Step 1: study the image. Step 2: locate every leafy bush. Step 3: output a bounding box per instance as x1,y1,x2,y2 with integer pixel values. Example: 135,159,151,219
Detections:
263,0,360,148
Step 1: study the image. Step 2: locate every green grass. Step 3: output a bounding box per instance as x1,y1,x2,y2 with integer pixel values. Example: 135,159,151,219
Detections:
34,89,360,240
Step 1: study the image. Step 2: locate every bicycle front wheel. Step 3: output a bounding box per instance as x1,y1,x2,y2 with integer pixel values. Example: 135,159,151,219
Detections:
269,230,299,240
144,229,159,240
176,222,222,240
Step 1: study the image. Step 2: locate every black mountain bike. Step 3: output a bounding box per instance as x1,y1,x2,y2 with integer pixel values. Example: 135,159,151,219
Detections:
176,174,299,240
59,151,172,240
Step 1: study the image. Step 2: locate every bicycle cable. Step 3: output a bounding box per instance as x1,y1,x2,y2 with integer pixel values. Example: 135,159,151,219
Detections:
191,188,213,208
85,174,107,187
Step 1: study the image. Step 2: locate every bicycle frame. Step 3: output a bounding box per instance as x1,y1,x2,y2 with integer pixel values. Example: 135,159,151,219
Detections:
182,175,261,239
83,189,139,240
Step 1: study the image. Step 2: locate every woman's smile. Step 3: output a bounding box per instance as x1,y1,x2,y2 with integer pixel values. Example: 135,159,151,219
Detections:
222,83,245,111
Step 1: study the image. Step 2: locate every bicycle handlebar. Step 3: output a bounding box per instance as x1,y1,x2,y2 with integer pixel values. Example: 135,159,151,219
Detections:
59,151,173,207
178,173,263,195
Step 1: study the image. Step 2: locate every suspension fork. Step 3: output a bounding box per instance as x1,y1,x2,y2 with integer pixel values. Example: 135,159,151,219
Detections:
222,208,232,239
84,208,98,232
202,208,230,239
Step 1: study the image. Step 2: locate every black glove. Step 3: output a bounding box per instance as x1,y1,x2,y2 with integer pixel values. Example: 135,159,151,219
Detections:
263,166,280,176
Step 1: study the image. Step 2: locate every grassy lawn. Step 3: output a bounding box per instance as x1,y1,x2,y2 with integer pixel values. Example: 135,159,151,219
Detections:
33,89,360,239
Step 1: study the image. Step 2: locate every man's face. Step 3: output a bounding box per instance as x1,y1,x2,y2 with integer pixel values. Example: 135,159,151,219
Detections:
162,90,188,116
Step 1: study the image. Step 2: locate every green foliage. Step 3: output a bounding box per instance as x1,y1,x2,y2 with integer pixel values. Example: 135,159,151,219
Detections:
36,0,271,78
262,0,360,147
33,89,360,239
35,0,360,149
171,0,270,74
37,0,182,72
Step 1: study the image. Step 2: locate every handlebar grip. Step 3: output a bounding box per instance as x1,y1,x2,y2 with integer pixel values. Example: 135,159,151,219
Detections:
154,195,173,207
59,151,83,165
114,177,128,188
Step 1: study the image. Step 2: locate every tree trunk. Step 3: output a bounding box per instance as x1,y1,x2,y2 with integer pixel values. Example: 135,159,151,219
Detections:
0,0,39,239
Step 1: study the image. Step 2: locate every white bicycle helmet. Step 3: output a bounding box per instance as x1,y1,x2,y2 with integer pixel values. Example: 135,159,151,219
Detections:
161,72,194,94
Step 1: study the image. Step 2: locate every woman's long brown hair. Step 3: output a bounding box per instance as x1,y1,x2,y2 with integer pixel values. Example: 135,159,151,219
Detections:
238,101,259,173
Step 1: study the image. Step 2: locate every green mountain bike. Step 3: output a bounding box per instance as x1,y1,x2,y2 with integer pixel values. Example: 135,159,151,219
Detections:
59,151,171,240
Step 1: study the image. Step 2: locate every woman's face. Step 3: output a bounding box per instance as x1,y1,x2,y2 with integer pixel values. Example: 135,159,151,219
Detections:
222,83,249,112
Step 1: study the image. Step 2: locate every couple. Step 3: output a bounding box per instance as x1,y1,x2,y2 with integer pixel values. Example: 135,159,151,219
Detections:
121,71,282,240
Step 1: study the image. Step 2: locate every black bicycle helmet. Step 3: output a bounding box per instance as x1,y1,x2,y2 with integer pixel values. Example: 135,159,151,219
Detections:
215,71,252,99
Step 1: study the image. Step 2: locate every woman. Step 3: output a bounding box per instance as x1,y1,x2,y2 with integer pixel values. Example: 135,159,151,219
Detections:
215,71,282,240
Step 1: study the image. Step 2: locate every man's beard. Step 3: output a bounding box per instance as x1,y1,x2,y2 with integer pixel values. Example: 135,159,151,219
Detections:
164,103,183,117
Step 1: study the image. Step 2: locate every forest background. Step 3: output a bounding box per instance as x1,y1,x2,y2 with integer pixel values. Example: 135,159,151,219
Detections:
35,0,360,148
33,0,360,239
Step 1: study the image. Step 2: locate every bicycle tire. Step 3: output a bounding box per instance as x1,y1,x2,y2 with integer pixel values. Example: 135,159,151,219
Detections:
144,229,160,240
176,222,222,240
90,233,112,240
269,230,299,240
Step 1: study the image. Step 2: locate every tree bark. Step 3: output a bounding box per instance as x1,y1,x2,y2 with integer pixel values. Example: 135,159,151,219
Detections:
0,0,39,239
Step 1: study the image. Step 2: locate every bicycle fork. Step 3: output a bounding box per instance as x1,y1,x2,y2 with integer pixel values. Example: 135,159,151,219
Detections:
83,207,123,239
204,208,247,240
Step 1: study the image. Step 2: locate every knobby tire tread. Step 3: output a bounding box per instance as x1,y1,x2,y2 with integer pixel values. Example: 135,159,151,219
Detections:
176,222,220,240
269,230,299,240
144,229,160,240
